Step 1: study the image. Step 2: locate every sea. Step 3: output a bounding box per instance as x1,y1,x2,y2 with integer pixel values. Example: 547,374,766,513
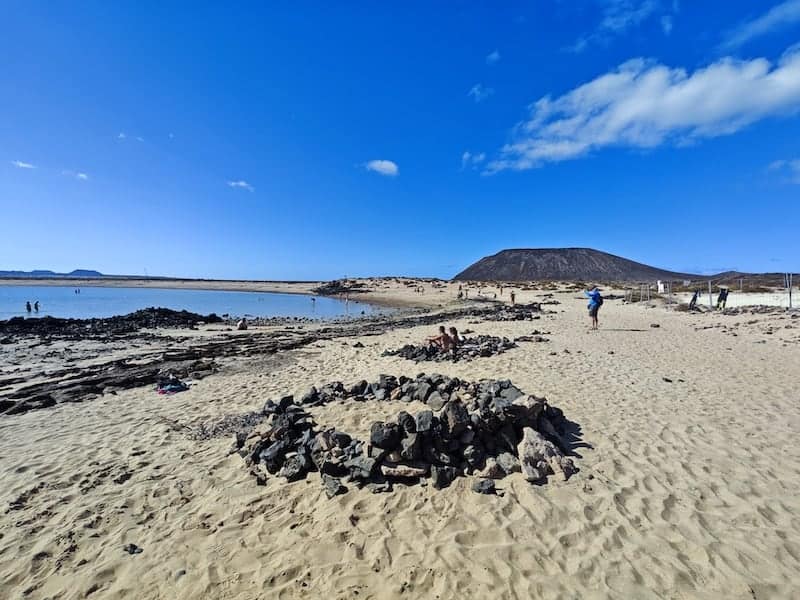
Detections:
0,285,384,321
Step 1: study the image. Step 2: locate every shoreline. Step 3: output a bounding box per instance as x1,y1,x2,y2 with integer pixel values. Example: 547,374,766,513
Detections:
0,277,431,310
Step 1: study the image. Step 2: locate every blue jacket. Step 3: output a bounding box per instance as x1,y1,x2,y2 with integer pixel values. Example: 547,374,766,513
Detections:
585,289,601,309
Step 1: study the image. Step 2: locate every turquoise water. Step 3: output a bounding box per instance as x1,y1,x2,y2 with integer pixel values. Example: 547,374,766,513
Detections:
0,285,382,320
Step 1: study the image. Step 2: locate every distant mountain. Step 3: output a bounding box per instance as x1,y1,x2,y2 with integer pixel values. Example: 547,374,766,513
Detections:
453,248,737,282
0,269,104,278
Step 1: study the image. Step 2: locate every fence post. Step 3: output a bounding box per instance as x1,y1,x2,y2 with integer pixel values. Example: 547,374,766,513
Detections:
708,280,713,308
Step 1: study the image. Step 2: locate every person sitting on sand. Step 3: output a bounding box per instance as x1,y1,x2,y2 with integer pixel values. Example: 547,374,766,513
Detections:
427,326,452,350
584,287,603,330
236,318,248,331
448,327,460,349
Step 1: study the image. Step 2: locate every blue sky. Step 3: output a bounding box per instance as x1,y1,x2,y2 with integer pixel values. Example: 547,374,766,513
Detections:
2,1,799,279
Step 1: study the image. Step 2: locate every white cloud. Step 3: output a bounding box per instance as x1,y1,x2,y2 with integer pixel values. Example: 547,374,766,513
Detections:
117,132,126,140
722,0,800,50
227,180,254,191
11,160,35,169
468,84,494,102
487,46,800,172
600,0,660,33
461,151,486,169
364,160,398,177
62,169,89,180
568,1,672,52
486,49,501,65
768,157,800,182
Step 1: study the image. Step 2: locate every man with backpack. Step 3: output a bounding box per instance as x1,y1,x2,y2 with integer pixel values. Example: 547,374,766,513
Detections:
585,287,603,330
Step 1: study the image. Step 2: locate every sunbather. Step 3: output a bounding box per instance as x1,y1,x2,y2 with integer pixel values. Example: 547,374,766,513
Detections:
427,326,452,350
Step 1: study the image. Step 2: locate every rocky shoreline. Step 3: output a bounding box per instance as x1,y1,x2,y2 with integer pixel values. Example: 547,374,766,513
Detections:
0,302,552,417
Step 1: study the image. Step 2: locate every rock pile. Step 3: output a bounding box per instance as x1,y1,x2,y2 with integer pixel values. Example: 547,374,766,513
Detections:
232,375,578,497
312,279,368,297
381,336,517,362
483,303,545,321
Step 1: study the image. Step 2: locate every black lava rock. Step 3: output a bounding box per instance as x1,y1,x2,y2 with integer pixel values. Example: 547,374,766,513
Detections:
370,421,401,450
471,479,496,495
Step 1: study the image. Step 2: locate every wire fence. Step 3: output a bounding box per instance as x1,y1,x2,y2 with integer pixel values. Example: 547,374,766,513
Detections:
623,273,797,310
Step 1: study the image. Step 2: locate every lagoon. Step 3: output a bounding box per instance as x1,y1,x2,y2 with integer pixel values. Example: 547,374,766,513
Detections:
0,285,381,320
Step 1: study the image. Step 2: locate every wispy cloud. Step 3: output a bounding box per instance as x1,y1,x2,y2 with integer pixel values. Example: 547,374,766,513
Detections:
461,151,486,170
468,84,494,103
721,0,800,50
364,160,399,177
768,158,800,183
117,132,126,140
62,169,89,181
486,49,501,65
568,0,673,52
227,180,254,191
487,46,800,172
136,136,144,142
11,160,35,169
600,0,660,33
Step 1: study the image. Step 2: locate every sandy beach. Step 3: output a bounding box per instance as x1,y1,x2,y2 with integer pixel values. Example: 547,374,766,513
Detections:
1,280,799,599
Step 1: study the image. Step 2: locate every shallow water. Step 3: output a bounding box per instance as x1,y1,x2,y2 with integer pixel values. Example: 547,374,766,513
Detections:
0,285,382,320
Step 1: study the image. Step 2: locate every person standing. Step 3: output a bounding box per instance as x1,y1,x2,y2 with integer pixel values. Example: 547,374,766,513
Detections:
34,301,39,312
688,289,699,311
584,287,603,330
510,290,516,305
716,287,729,310
25,301,32,313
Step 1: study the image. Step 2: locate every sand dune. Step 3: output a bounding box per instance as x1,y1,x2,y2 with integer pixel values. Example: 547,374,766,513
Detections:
1,283,799,599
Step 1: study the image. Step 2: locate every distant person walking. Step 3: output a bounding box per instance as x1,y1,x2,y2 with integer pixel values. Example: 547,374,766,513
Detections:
510,291,516,305
25,301,32,313
34,301,39,312
585,287,603,330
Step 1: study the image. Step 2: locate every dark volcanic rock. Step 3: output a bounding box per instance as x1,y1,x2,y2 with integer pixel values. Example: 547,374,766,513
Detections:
383,336,518,363
426,391,446,411
370,422,401,450
441,400,469,436
471,478,496,495
322,474,347,498
430,465,459,489
0,308,222,340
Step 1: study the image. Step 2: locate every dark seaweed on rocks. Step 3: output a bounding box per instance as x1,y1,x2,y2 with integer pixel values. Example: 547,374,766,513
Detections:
0,308,222,340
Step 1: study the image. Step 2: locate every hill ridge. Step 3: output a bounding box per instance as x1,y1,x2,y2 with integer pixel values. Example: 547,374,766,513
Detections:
453,248,737,282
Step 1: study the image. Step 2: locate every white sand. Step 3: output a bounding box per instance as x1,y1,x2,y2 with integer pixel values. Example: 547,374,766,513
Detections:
1,282,799,599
